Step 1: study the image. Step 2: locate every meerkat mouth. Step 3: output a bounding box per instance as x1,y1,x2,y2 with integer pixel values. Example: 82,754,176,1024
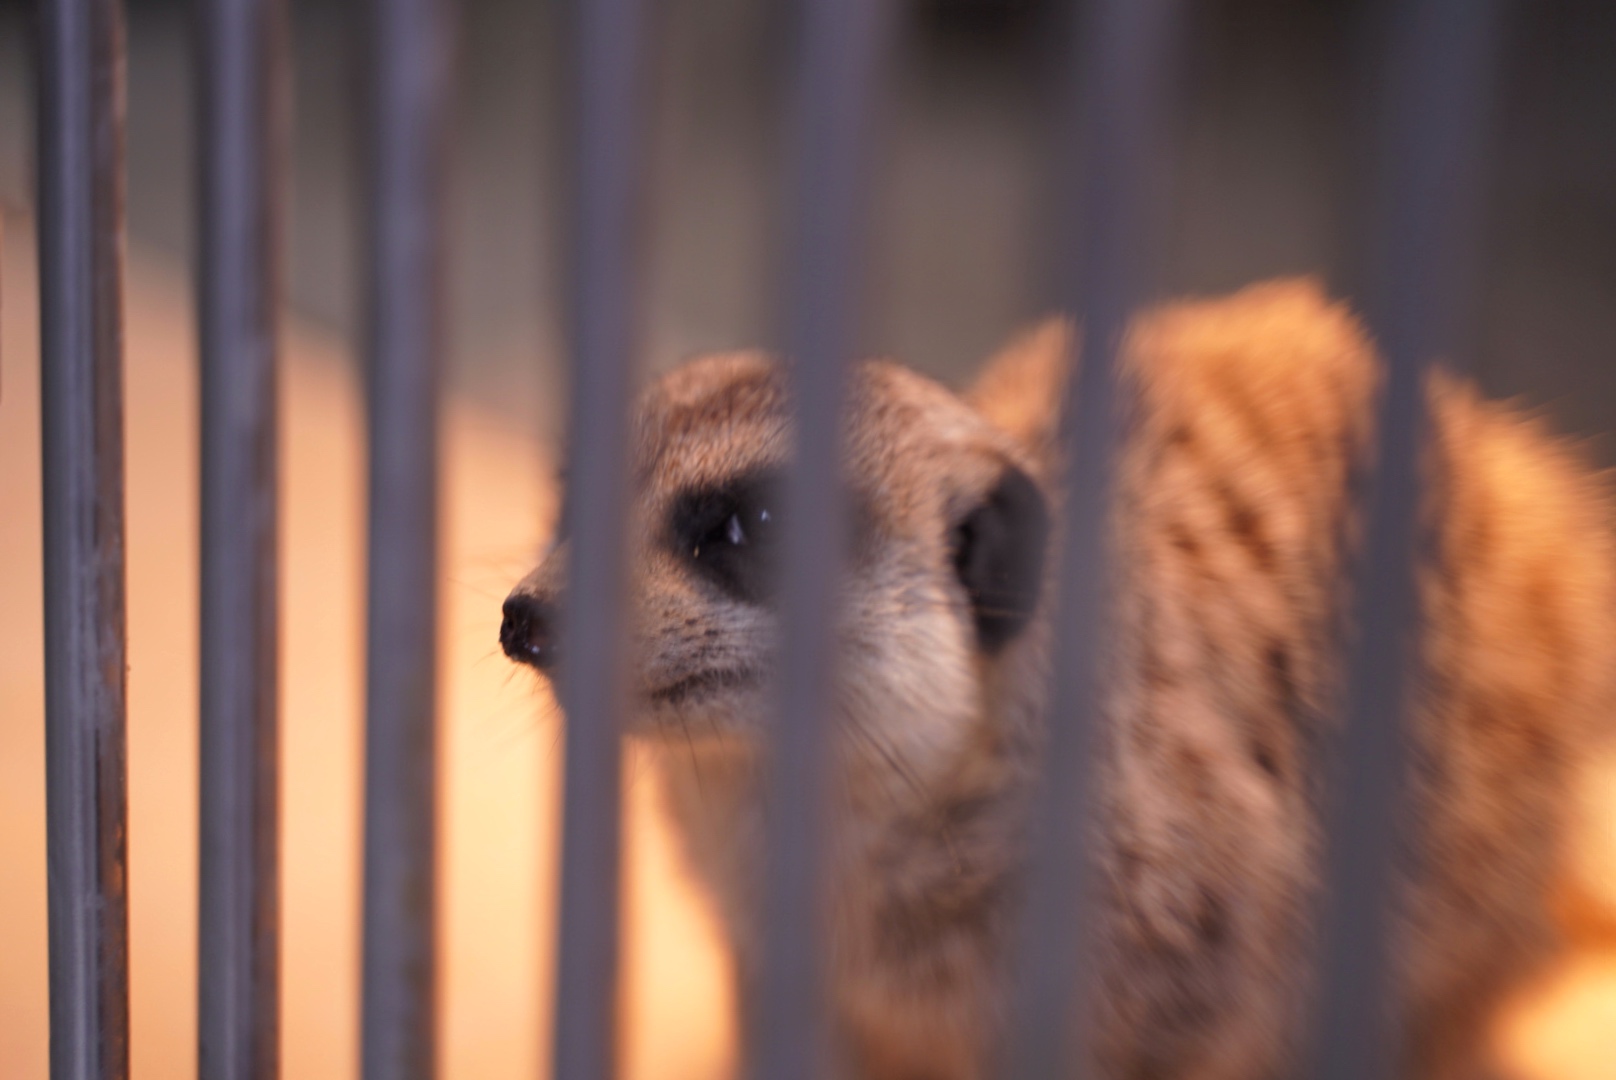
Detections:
647,667,763,706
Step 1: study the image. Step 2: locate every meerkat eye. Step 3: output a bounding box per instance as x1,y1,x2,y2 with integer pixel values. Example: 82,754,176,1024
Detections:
672,471,781,604
695,505,770,555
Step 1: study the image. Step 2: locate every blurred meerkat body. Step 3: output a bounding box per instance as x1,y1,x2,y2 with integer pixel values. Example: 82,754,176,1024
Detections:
503,280,1616,1078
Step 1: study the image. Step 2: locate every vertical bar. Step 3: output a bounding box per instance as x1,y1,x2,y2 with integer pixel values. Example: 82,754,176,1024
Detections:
748,3,885,1080
196,0,286,1077
1305,3,1503,1078
36,1,131,1079
548,0,647,1076
1003,2,1179,1076
359,0,451,1075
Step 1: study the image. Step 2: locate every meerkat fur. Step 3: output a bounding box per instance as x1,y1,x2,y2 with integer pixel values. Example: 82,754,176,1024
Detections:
504,278,1616,1079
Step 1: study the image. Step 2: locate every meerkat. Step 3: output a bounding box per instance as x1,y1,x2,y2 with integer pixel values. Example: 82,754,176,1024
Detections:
501,279,1616,1079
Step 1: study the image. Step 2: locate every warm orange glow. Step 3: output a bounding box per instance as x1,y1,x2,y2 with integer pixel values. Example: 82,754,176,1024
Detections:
0,219,1608,1078
0,224,730,1080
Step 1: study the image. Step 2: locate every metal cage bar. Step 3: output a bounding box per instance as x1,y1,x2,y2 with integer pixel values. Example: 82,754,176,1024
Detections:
749,3,886,1080
549,0,649,1077
1002,2,1181,1076
359,0,452,1076
195,1,287,1076
35,1,132,1078
1305,2,1504,1077
20,0,1528,1075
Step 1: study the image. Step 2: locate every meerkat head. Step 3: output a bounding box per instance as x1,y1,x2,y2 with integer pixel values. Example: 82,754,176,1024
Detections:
502,339,1061,792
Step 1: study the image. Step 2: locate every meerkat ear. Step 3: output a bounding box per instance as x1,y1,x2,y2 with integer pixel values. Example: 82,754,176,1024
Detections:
965,317,1075,471
951,464,1051,652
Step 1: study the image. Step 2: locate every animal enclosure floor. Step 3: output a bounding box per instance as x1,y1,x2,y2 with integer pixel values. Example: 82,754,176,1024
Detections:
0,215,1612,1079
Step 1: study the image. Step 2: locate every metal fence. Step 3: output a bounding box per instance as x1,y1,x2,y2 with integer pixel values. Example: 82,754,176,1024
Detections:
31,0,1502,1078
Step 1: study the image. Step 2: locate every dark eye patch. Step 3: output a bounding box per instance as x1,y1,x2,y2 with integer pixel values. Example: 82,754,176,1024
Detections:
669,469,783,605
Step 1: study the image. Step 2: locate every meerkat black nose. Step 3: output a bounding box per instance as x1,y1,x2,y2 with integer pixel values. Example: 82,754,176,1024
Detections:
501,593,558,672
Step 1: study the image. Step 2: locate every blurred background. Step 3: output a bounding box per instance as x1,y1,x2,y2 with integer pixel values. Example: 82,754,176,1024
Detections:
2,1,1616,1078
4,0,1616,447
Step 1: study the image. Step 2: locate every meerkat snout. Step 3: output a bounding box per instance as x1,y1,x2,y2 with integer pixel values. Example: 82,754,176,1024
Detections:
499,590,559,671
